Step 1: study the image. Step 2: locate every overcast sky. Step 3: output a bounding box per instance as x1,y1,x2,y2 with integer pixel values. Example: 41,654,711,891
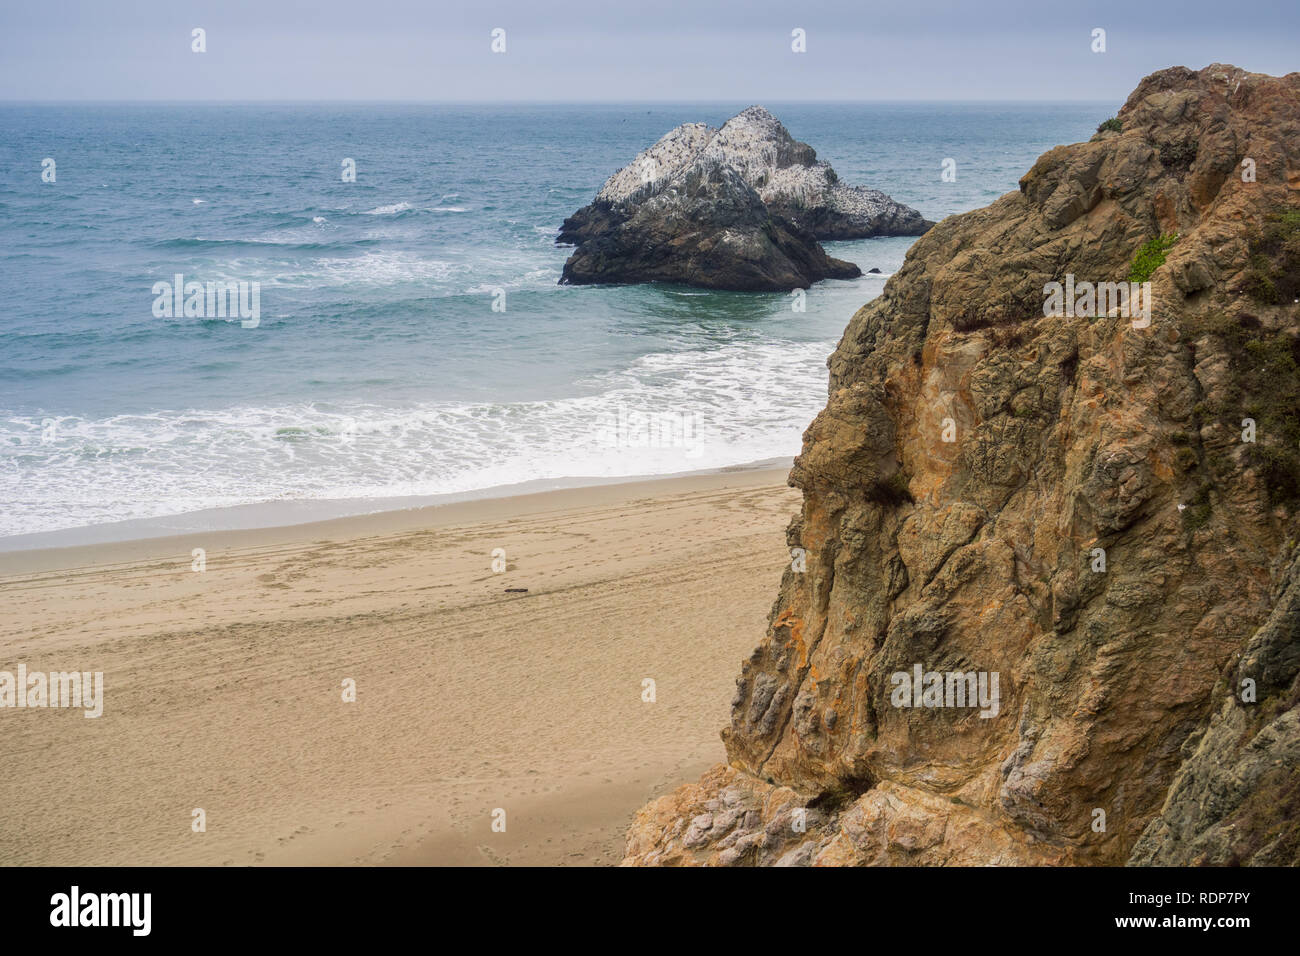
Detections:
2,0,1296,101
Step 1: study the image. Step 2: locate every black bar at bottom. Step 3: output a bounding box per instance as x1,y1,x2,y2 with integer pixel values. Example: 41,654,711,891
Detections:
0,864,1280,942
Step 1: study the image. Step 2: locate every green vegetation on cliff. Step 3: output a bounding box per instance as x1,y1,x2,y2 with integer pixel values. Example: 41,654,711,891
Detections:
1241,209,1300,304
1128,233,1179,282
1191,310,1300,503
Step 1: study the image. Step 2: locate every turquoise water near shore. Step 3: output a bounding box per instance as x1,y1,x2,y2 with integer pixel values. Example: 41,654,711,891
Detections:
0,102,1112,537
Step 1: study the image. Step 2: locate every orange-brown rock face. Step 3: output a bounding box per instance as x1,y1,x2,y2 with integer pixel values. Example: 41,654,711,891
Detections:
623,64,1300,866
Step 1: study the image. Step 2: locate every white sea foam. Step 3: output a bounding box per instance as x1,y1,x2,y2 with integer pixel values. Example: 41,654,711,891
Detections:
0,338,832,538
465,269,557,294
362,202,412,215
210,251,463,288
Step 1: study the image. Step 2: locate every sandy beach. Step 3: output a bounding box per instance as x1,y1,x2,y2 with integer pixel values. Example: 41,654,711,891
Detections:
0,468,798,866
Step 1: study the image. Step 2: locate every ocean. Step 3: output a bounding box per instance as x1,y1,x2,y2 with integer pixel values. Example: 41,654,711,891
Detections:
0,101,1112,542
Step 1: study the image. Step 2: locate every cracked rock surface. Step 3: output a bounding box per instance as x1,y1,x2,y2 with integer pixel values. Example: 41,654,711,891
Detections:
622,65,1300,866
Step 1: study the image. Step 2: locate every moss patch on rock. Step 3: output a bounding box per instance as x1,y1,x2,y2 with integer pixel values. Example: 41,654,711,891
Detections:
1189,311,1300,503
1241,209,1300,304
1128,233,1179,283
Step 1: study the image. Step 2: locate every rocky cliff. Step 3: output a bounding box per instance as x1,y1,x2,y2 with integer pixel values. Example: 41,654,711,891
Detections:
557,107,929,291
623,64,1300,866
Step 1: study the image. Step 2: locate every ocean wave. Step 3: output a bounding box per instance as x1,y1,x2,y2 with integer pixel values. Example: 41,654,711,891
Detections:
362,201,413,215
0,337,833,537
165,250,461,289
147,236,380,253
464,268,558,294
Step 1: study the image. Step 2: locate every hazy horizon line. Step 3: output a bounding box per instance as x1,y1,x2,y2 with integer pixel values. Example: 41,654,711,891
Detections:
0,97,1121,106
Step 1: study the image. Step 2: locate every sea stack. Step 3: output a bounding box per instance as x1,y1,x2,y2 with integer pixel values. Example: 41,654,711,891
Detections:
557,106,932,292
622,64,1300,866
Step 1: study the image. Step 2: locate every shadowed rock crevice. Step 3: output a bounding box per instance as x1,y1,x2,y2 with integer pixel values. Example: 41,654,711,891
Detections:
621,64,1300,866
